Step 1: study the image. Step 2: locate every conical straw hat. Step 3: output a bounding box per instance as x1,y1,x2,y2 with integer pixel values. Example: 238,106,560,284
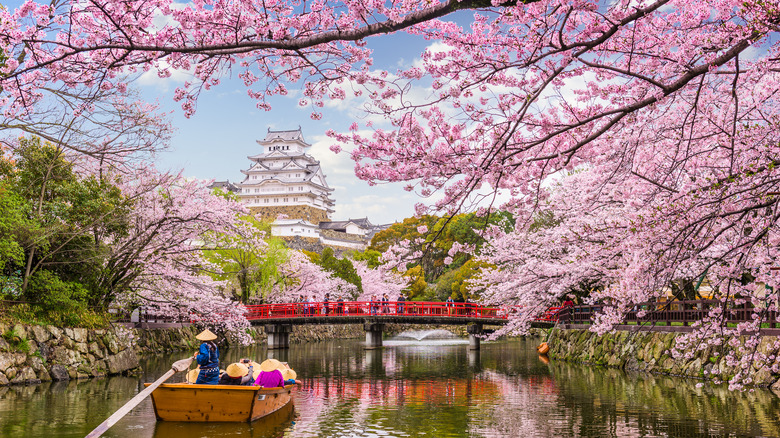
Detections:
282,368,297,381
186,367,200,383
249,361,261,380
195,329,217,341
259,358,283,372
226,362,248,378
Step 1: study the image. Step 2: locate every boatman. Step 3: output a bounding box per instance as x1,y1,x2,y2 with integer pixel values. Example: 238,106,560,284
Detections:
193,329,220,384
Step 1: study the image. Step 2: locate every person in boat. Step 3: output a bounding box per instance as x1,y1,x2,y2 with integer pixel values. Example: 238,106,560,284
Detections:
254,358,285,388
281,365,301,386
219,360,255,386
193,329,220,384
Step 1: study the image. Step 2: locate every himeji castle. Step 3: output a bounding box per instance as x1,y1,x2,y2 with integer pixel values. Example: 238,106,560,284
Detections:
224,127,385,250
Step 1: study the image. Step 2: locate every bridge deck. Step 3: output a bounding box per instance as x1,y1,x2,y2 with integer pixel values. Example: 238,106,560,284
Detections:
245,301,508,326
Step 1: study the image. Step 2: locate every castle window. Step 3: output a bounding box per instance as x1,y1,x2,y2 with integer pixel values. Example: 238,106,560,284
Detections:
289,187,294,192
293,197,297,201
264,199,269,204
283,198,288,202
296,173,300,177
252,175,257,179
274,198,279,203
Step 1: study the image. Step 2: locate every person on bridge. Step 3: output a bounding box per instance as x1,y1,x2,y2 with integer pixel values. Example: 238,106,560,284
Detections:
336,295,344,315
193,329,220,384
370,295,378,315
397,293,406,315
382,293,390,314
446,296,455,315
324,293,330,315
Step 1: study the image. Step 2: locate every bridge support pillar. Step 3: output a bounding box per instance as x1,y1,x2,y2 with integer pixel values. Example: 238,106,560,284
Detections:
364,322,384,350
265,324,292,349
467,323,483,350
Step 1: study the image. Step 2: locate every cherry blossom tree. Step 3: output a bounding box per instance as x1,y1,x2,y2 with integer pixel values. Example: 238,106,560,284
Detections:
268,250,357,302
4,0,780,383
353,259,407,301
94,164,253,339
0,86,172,169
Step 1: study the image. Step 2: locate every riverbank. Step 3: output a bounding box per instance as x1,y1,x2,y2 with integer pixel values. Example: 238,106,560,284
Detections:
547,327,780,392
0,322,477,386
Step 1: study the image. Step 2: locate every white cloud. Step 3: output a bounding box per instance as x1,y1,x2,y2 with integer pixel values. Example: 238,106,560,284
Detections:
137,60,194,91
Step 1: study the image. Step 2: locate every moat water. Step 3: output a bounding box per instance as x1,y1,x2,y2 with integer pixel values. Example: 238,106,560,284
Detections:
1,337,780,437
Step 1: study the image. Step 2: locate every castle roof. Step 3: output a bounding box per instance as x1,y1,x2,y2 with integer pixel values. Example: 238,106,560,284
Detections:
207,180,240,193
260,127,309,145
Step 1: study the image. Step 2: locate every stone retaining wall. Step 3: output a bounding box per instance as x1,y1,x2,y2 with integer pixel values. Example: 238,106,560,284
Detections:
0,322,140,386
0,322,475,387
548,328,780,391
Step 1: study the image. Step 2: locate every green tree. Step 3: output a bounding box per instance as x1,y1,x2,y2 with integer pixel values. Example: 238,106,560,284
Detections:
204,216,290,304
348,248,382,268
1,137,131,306
370,212,513,287
318,247,362,296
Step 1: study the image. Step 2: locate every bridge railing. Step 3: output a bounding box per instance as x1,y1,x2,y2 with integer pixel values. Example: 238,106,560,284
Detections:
244,301,505,320
555,299,780,327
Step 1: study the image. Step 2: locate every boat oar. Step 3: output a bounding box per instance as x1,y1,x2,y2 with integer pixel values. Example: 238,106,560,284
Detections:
85,355,195,438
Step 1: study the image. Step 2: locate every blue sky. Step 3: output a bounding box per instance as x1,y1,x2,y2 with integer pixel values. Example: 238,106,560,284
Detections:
135,29,437,226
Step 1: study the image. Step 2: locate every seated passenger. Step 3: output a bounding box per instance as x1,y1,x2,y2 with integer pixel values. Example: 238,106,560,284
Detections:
219,361,254,386
254,358,284,387
282,366,301,386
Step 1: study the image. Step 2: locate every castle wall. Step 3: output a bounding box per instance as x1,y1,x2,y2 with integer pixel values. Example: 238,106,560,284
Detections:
250,205,330,223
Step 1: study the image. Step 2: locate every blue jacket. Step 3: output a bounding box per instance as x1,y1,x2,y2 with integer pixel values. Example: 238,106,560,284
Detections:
196,341,219,369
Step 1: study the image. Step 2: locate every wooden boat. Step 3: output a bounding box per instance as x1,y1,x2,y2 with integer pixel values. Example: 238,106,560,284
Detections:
151,399,295,436
144,382,294,422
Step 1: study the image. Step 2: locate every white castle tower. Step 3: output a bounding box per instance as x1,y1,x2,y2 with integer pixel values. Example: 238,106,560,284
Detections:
238,127,335,226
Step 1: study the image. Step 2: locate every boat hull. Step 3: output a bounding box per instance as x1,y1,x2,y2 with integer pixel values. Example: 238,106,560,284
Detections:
144,383,293,422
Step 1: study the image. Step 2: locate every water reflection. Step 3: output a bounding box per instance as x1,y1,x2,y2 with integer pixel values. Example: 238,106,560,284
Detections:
0,338,779,437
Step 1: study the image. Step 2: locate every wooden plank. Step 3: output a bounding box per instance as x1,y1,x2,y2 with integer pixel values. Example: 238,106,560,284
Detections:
145,383,293,423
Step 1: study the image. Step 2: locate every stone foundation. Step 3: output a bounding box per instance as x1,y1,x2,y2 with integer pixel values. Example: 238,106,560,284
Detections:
0,322,140,386
548,328,780,390
250,205,330,223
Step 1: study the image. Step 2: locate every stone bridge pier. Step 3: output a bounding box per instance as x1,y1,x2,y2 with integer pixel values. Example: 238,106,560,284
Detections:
265,324,292,349
467,323,483,350
364,322,384,350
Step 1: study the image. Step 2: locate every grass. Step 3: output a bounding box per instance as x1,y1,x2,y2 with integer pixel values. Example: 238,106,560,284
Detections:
2,327,31,353
0,303,110,329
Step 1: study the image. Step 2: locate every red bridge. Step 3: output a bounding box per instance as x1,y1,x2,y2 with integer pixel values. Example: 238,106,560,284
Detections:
244,301,509,350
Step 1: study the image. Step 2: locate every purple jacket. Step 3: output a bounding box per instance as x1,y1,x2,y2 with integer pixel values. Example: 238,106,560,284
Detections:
254,369,284,388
